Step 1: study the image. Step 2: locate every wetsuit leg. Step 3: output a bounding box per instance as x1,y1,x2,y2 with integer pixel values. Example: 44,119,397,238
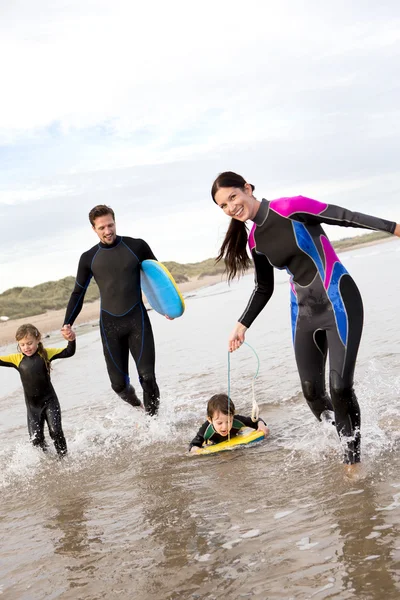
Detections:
100,310,142,407
26,403,47,451
128,305,160,416
44,393,67,457
294,327,334,420
327,275,364,464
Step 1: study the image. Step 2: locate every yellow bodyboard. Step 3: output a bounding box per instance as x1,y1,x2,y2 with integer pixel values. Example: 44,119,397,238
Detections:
196,429,265,455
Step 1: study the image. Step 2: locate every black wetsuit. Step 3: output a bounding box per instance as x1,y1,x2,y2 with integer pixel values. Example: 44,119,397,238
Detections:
64,236,160,415
189,415,266,450
240,196,396,464
0,341,75,456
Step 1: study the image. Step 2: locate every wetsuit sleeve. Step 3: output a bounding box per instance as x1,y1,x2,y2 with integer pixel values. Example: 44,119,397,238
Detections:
138,239,157,262
270,196,397,233
46,340,76,362
123,237,157,262
0,354,22,369
189,421,208,450
64,252,93,326
234,415,267,429
238,249,274,328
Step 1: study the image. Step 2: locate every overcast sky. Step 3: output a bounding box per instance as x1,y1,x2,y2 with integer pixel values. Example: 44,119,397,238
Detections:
1,0,400,293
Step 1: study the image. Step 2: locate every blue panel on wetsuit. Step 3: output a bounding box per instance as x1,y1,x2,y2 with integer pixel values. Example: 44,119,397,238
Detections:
327,262,348,346
292,222,325,281
290,288,299,342
141,260,185,319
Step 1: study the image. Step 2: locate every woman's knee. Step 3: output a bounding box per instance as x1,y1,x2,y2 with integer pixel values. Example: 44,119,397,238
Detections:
329,370,354,402
302,380,316,401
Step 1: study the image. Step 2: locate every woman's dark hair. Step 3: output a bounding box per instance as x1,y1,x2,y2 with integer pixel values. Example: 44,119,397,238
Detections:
211,171,254,281
89,205,115,226
207,393,235,418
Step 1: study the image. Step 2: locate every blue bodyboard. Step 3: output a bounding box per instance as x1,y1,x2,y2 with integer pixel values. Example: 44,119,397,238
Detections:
141,260,185,319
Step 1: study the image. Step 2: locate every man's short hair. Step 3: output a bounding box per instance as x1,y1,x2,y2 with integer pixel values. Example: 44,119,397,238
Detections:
89,205,115,226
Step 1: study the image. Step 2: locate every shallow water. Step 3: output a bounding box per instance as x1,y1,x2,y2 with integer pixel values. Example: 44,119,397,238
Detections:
0,240,399,599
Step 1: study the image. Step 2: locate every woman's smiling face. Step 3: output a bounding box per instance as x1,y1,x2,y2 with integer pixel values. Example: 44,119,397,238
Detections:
214,183,257,222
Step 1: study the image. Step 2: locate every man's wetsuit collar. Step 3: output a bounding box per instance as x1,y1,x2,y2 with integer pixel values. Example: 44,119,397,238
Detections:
252,199,269,226
99,235,122,249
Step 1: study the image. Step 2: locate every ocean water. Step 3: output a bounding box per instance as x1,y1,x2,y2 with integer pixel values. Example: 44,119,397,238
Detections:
0,240,399,599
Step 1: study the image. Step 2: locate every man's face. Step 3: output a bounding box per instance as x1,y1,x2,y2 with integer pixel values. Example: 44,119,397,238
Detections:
92,214,117,245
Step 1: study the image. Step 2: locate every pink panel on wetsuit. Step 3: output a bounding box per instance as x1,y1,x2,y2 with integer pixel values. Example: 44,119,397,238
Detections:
269,196,328,218
248,222,257,251
321,235,340,289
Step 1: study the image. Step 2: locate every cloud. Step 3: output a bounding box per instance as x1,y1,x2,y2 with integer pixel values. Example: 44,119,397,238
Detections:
0,1,399,292
1,1,399,141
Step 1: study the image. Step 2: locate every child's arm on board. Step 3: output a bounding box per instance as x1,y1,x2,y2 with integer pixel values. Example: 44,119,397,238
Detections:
257,419,270,436
189,445,202,454
189,422,208,454
236,414,270,436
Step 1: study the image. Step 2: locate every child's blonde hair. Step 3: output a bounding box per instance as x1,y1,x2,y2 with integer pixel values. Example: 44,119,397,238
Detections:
16,324,51,374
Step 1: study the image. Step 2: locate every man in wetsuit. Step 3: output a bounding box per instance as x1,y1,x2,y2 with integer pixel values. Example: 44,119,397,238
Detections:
62,205,161,416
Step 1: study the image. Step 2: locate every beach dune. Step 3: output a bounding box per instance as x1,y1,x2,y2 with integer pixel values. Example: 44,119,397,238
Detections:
0,274,226,347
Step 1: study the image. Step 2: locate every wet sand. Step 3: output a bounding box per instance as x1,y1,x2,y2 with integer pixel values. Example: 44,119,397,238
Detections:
1,239,399,600
0,274,227,346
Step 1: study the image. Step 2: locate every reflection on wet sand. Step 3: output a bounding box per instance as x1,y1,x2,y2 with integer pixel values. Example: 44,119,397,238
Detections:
334,462,400,598
44,487,104,594
123,452,211,599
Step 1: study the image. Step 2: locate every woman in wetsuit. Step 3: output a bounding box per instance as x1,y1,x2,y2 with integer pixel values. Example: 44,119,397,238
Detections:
212,171,400,465
0,323,76,456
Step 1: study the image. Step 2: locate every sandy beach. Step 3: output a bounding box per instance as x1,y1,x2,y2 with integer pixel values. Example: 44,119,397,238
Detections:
0,274,227,347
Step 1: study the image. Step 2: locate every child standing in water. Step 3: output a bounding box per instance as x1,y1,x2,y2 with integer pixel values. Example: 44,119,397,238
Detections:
189,393,269,453
0,324,76,457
